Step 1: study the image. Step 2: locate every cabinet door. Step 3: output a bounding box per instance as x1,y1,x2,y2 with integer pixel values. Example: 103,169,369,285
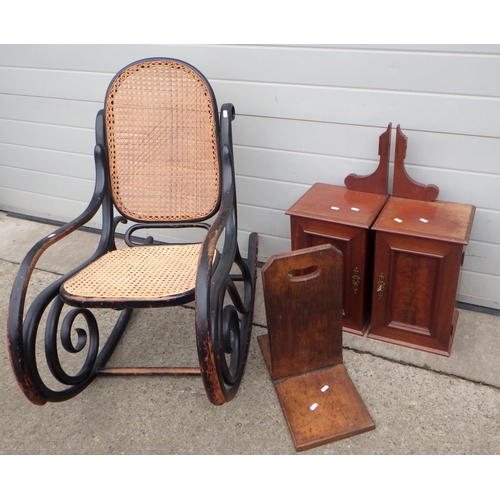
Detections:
290,216,372,334
369,231,463,355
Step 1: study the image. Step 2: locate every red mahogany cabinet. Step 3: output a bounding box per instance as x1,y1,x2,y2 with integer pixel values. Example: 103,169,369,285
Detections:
286,183,389,335
368,196,475,356
285,125,475,356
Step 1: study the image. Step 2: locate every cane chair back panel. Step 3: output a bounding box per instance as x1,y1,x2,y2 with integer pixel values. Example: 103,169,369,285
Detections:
105,59,220,222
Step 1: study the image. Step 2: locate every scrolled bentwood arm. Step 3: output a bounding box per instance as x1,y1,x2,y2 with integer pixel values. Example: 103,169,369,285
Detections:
7,142,108,404
195,103,239,405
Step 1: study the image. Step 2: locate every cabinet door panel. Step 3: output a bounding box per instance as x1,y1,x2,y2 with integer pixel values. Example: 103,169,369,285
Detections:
389,249,442,332
370,231,463,355
290,217,371,333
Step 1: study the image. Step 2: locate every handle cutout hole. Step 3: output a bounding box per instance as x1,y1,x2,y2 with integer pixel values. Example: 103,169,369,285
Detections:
288,265,321,282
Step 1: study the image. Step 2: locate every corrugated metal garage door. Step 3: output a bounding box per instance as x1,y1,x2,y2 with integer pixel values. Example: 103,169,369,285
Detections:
0,44,498,309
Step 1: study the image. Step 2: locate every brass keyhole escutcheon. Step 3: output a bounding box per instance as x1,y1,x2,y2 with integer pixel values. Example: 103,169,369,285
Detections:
352,267,361,294
377,272,385,299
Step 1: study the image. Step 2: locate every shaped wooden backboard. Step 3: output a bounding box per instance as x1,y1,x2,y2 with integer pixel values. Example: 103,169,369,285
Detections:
258,245,375,451
344,123,392,195
261,244,343,379
392,125,439,201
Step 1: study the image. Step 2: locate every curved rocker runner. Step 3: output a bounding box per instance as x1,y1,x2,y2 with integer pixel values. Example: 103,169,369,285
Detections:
7,58,259,406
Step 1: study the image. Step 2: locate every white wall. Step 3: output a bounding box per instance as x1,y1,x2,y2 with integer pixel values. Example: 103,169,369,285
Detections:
0,44,499,309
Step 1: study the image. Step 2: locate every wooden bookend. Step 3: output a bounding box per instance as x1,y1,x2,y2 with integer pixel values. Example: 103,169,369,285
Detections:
392,125,440,201
257,244,375,451
344,122,392,195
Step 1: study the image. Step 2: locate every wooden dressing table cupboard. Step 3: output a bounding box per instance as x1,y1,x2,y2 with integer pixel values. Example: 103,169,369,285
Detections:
368,196,474,356
286,125,475,356
368,127,475,356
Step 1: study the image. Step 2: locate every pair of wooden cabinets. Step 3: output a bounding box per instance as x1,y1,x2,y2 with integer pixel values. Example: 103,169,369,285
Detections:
286,125,475,356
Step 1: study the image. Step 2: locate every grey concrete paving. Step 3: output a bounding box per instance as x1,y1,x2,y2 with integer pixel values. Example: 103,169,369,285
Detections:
1,211,500,454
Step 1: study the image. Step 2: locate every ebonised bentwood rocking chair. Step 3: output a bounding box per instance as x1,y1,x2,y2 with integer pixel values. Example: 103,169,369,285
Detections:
8,58,259,406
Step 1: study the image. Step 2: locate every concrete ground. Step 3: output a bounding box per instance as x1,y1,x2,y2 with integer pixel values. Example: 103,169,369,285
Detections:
1,210,500,456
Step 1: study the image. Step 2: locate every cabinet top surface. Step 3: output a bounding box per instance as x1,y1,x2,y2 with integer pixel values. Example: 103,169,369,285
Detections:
286,183,389,228
372,196,476,244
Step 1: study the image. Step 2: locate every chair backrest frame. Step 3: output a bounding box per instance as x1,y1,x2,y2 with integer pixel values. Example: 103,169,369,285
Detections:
103,58,222,224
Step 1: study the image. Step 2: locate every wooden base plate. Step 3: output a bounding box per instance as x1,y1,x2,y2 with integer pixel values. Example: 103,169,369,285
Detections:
258,334,375,452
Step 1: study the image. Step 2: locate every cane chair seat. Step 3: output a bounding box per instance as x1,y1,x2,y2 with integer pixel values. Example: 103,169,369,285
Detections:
62,244,204,306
